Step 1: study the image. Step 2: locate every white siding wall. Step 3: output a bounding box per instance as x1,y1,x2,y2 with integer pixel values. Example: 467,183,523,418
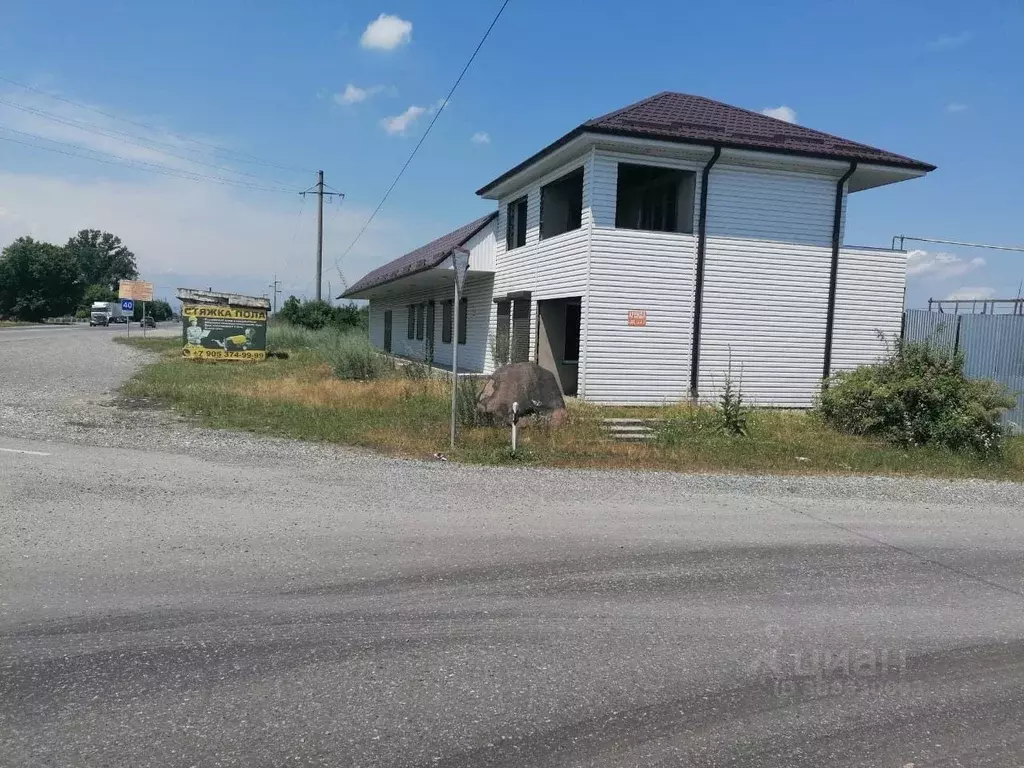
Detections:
831,247,906,372
465,224,497,272
367,273,496,372
698,164,843,408
491,152,593,363
583,149,705,403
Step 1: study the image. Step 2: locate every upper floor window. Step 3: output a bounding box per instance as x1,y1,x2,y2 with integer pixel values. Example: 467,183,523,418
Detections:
540,167,583,240
506,196,527,251
615,163,696,234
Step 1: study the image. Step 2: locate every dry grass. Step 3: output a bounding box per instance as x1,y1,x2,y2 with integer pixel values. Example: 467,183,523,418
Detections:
119,336,1024,480
237,372,449,410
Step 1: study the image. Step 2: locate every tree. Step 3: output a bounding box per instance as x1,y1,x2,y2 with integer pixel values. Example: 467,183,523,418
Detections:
0,237,84,320
276,296,368,331
133,299,173,321
278,295,302,322
81,283,118,310
65,230,138,292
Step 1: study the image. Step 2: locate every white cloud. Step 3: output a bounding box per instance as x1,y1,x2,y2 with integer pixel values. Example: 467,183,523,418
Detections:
470,132,490,145
360,14,412,51
945,102,968,113
0,171,409,300
334,83,387,105
380,105,426,136
761,105,797,124
946,286,996,301
0,91,416,299
906,249,985,280
0,91,229,175
927,32,972,51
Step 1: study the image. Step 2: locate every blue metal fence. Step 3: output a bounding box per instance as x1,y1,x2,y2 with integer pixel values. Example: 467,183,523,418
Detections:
903,309,1024,431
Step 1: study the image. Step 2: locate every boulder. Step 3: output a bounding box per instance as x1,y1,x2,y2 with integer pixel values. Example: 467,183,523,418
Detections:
477,362,568,426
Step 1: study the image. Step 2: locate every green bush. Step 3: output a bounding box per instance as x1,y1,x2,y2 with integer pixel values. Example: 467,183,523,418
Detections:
717,355,750,437
456,377,483,427
268,322,320,351
818,339,1014,454
316,330,392,380
277,296,368,332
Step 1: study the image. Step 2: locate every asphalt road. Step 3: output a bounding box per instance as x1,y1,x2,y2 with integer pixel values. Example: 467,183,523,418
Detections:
2,326,1023,767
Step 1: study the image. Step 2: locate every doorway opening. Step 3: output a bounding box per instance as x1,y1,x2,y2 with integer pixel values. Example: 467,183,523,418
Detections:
537,297,581,396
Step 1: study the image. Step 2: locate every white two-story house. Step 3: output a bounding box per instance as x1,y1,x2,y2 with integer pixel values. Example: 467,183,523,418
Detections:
343,92,935,407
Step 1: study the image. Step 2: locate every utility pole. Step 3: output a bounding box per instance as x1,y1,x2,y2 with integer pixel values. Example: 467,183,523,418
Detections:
268,275,282,314
301,172,343,303
315,170,324,301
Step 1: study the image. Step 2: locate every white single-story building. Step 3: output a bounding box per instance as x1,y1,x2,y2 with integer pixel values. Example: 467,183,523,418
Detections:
343,91,935,407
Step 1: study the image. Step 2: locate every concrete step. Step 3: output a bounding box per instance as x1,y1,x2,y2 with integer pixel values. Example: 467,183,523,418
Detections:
601,418,659,442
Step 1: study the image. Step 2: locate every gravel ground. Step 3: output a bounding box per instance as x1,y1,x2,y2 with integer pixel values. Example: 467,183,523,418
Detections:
2,324,1024,767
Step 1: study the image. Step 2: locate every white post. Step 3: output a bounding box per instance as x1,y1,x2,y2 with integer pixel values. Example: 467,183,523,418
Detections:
450,280,460,451
449,247,470,452
511,401,519,453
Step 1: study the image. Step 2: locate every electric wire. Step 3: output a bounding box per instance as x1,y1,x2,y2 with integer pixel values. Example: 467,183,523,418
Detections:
0,74,312,173
335,0,513,271
0,129,299,193
0,98,292,185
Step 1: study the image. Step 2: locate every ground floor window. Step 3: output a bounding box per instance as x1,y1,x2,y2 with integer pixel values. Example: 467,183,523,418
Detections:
407,305,415,339
415,303,425,340
442,299,453,344
458,297,467,345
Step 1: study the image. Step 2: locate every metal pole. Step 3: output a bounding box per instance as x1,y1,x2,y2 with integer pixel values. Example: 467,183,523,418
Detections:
142,301,146,337
316,170,324,302
450,282,460,451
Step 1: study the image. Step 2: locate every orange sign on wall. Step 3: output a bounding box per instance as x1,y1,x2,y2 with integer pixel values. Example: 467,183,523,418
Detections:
627,309,648,327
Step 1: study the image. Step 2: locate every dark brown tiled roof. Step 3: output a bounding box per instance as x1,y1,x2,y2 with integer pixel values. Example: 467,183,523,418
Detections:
477,92,935,195
342,212,497,297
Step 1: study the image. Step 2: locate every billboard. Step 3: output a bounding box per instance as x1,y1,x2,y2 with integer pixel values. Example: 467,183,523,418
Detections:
181,305,267,361
119,279,154,302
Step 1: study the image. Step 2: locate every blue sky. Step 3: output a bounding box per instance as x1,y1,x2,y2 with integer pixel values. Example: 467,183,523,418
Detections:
1,0,1021,307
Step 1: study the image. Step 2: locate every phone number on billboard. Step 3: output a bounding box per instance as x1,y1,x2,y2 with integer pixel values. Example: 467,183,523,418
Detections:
182,348,266,360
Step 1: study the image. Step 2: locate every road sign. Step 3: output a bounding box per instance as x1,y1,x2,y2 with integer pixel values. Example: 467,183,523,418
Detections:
452,247,470,294
119,279,154,302
121,299,134,313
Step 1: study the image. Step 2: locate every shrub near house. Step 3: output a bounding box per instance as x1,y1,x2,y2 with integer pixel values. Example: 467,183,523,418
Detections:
818,340,1015,454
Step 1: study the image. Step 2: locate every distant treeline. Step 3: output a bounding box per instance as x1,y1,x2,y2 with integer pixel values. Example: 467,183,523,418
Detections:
0,229,148,321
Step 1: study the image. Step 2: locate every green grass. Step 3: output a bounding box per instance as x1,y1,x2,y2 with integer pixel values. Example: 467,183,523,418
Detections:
116,333,1024,480
0,320,41,327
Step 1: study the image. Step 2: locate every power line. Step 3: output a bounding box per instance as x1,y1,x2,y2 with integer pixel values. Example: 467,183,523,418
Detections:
892,234,1024,254
0,98,291,185
0,74,312,174
0,128,299,193
335,0,512,269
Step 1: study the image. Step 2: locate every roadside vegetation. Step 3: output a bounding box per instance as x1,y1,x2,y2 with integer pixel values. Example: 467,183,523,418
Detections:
0,229,143,322
119,325,1023,480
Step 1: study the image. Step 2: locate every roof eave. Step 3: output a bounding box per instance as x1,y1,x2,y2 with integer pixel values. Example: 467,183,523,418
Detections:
339,212,497,299
476,125,934,198
476,126,587,197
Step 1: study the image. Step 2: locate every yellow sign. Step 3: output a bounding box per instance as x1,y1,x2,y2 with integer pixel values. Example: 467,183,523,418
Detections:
182,306,267,321
182,347,266,361
182,303,267,361
119,279,154,302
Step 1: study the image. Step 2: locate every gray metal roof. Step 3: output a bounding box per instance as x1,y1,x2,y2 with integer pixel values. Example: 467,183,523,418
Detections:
342,212,497,297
